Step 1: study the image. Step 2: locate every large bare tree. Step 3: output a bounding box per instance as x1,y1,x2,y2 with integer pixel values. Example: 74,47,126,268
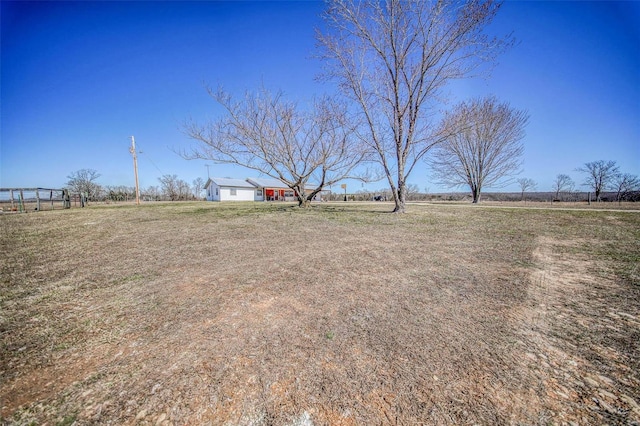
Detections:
429,96,528,203
318,0,511,212
183,87,368,207
577,160,620,202
66,168,102,201
158,174,191,201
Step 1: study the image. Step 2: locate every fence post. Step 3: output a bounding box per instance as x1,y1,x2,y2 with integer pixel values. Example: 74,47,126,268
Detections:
36,189,40,211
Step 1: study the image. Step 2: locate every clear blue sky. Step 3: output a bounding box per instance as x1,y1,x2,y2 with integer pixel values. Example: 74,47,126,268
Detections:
1,1,638,194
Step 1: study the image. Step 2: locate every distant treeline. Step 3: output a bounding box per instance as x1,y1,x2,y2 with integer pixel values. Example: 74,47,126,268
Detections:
339,190,640,203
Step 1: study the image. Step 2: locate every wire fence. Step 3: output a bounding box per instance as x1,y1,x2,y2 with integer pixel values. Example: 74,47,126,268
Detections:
0,188,88,213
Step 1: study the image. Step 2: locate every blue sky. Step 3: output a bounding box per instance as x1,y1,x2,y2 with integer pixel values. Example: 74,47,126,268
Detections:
1,1,638,194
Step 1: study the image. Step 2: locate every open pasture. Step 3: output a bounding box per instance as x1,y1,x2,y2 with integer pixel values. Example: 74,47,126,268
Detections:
1,202,639,425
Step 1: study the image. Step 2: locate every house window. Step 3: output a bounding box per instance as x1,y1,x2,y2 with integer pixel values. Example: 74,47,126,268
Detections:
256,189,263,197
230,188,237,196
285,190,294,197
215,188,219,196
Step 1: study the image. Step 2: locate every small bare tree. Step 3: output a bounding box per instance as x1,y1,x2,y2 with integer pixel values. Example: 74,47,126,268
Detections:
143,185,161,201
517,178,537,201
405,184,422,201
191,177,205,200
66,169,102,201
429,96,528,203
183,87,368,207
192,177,206,200
176,179,192,200
613,173,639,204
318,0,512,213
552,174,575,201
577,160,620,201
159,174,180,201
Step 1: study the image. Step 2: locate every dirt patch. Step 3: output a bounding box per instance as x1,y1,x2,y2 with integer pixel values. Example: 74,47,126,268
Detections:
516,236,640,424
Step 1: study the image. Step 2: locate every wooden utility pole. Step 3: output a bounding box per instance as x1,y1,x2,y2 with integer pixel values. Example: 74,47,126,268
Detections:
130,136,141,205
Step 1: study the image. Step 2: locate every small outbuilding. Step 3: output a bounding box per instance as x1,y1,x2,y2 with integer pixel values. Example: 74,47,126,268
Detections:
205,178,258,202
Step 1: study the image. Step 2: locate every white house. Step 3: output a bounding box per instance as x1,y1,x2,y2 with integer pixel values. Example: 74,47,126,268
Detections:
205,177,327,202
205,178,258,202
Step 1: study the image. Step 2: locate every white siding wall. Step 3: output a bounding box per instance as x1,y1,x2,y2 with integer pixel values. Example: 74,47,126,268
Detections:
220,187,255,201
210,184,221,201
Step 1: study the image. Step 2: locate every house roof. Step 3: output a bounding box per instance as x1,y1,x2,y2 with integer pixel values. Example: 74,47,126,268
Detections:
207,178,256,189
246,177,291,189
206,177,321,191
246,177,321,191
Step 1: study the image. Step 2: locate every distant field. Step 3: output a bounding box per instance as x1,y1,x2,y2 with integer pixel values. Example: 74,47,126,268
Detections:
1,202,639,425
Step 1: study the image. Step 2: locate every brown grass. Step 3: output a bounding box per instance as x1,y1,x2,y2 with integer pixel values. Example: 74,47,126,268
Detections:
1,202,639,425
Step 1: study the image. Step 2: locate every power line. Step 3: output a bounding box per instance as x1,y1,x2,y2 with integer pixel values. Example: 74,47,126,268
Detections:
135,142,165,176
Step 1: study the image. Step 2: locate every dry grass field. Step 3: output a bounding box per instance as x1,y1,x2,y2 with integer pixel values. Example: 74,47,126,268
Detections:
1,202,639,425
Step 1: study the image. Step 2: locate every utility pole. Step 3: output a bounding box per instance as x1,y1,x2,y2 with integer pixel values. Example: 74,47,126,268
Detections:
130,136,140,205
205,164,211,179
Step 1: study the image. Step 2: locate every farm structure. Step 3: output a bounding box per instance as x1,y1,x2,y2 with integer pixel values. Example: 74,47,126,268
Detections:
0,187,85,213
204,178,258,202
205,177,325,202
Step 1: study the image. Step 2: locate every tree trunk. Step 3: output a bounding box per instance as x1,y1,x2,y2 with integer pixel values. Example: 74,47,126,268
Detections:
298,198,311,208
393,181,406,213
472,187,481,204
295,192,310,208
295,184,319,208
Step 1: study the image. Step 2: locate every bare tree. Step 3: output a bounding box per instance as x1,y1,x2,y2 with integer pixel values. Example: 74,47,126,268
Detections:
405,184,421,201
66,169,102,201
429,96,528,203
577,160,620,202
552,174,575,201
176,179,192,201
159,174,180,201
613,173,639,204
105,185,135,202
192,177,206,200
517,178,537,201
183,87,368,207
143,185,161,201
318,0,512,212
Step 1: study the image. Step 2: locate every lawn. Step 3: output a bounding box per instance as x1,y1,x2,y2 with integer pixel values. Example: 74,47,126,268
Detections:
1,202,639,425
